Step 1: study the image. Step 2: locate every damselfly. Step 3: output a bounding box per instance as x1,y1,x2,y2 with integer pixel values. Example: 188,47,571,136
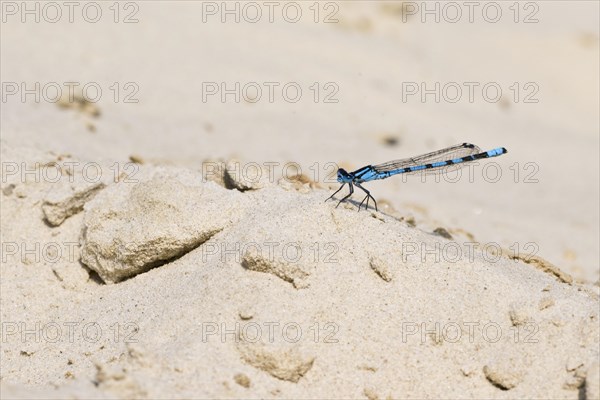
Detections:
326,143,507,211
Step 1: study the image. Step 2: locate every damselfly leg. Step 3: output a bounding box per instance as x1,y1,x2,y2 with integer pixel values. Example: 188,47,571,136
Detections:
336,183,354,208
325,183,346,203
355,182,377,212
325,183,355,208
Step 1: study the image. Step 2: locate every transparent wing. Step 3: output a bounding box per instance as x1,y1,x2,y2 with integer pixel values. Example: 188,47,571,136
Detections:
372,143,481,173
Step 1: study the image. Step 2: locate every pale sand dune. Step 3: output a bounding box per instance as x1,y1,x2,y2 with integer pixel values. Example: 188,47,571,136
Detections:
1,1,599,398
1,145,598,398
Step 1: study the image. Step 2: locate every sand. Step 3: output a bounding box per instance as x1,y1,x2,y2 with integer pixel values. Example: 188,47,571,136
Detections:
1,1,599,399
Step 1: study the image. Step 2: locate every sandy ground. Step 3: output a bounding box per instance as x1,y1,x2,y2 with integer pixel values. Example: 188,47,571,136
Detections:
1,1,599,399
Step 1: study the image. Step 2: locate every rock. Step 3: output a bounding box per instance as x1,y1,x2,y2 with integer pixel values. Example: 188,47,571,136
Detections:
363,387,379,400
483,360,524,390
460,363,477,377
234,373,251,388
234,190,335,289
200,159,227,187
563,356,587,390
433,227,452,239
566,356,584,372
129,155,145,164
237,339,314,383
369,256,392,282
563,369,586,390
278,174,321,193
57,91,101,117
42,181,105,226
508,302,531,326
40,157,120,226
224,159,272,191
2,183,16,196
80,168,245,283
538,297,555,310
238,308,254,320
241,246,311,289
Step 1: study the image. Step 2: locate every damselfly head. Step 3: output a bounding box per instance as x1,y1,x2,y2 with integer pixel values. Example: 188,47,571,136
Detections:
337,168,352,183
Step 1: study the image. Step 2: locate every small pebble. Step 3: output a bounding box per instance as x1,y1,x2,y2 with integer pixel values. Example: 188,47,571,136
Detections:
363,387,379,400
539,297,555,310
483,362,523,390
2,184,15,196
239,309,254,320
433,227,452,239
508,302,530,326
129,154,145,164
234,373,250,388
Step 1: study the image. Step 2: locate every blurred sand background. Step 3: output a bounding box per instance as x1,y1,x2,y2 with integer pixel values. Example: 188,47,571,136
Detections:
1,1,599,398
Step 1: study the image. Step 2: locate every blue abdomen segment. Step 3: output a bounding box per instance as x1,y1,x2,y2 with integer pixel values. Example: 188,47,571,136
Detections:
355,147,507,181
487,147,507,157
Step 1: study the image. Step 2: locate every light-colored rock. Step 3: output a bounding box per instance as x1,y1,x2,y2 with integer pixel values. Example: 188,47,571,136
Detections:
237,339,315,383
483,359,524,390
566,356,585,372
238,307,255,320
233,373,251,388
563,367,586,390
42,181,105,226
508,302,532,326
369,256,392,282
80,168,245,283
241,246,311,289
363,387,380,400
224,159,271,191
538,296,555,310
